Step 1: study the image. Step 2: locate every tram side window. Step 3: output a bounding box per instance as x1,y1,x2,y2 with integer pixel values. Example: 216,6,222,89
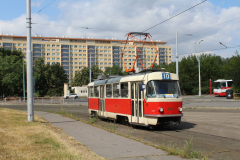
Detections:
121,83,128,98
106,84,112,97
89,87,93,97
146,81,155,97
113,83,119,97
94,86,99,97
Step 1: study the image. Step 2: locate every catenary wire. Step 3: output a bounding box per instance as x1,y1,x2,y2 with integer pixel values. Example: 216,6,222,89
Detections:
142,0,207,32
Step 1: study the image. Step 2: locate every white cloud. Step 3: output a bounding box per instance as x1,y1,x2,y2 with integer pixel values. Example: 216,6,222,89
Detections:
32,0,44,8
1,0,240,59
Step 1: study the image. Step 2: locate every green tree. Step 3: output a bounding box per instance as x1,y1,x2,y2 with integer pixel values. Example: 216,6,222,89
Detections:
33,58,68,96
47,63,68,96
224,51,240,93
179,55,199,95
72,67,90,86
33,58,50,96
104,65,126,75
0,48,25,97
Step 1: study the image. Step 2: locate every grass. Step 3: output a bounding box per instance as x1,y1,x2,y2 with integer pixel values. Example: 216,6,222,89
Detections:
0,108,103,160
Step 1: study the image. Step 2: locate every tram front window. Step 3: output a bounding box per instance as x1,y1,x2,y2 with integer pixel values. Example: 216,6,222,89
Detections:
147,80,180,98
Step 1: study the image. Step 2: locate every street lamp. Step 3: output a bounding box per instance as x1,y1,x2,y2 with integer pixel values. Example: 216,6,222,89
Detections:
198,40,203,96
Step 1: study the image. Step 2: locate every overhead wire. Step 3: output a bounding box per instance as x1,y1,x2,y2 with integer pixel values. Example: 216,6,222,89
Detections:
171,44,240,58
32,0,58,17
165,16,240,45
142,0,207,32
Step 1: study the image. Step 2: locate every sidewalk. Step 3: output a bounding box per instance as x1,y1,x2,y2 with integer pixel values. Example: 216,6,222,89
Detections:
36,111,186,160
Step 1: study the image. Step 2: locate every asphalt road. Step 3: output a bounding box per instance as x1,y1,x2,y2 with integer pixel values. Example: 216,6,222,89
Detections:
1,96,240,160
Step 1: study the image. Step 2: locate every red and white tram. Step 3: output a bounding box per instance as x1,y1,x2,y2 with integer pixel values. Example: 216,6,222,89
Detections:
87,70,183,127
213,79,233,96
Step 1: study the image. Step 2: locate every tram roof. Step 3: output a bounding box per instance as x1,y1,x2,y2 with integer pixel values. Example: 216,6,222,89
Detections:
88,71,179,86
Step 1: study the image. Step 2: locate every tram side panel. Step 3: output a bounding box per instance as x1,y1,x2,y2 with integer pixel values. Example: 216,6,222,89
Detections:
105,98,131,118
88,98,100,113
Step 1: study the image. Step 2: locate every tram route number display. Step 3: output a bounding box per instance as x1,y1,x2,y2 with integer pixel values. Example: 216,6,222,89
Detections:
162,73,171,80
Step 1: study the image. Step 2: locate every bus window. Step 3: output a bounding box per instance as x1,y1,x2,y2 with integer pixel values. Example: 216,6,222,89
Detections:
214,82,221,89
89,86,93,97
94,86,99,97
121,83,128,98
146,81,155,97
113,83,119,97
106,84,112,97
221,82,226,88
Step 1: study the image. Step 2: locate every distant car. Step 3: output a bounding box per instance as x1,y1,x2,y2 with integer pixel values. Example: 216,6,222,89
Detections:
64,93,79,99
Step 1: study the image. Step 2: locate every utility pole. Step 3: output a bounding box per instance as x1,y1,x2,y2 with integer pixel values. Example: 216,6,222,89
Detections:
26,0,34,121
23,60,25,101
198,40,203,97
89,53,91,83
176,31,178,75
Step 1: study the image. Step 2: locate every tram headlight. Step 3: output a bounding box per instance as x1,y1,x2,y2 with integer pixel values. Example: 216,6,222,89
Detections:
159,107,164,113
179,107,183,112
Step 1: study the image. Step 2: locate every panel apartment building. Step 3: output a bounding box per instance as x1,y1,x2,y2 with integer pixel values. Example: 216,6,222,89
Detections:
0,34,173,82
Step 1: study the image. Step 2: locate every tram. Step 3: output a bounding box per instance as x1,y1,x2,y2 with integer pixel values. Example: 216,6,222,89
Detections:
87,69,183,127
213,79,233,96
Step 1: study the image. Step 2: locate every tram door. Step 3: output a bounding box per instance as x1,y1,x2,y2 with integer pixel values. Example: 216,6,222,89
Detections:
131,82,144,124
99,85,105,117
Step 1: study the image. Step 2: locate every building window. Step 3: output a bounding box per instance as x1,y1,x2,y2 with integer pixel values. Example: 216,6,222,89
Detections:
52,53,55,56
52,45,55,47
47,45,50,47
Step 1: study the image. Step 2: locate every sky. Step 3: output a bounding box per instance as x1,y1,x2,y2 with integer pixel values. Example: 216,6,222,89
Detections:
0,0,240,60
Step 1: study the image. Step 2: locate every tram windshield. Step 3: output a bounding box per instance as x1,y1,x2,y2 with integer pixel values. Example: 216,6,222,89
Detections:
146,80,180,98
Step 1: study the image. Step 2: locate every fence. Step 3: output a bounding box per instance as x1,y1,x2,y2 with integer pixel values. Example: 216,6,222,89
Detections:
0,97,86,105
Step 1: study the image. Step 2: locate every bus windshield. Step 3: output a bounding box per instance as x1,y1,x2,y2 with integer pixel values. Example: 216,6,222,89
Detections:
146,80,180,98
213,82,221,89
